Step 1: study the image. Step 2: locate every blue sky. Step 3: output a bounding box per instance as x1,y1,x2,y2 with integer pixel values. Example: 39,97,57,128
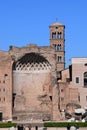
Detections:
0,0,87,67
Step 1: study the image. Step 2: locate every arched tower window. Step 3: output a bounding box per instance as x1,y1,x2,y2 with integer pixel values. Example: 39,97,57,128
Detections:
84,72,87,86
57,44,62,51
58,32,62,39
52,32,56,39
58,56,62,62
53,43,56,49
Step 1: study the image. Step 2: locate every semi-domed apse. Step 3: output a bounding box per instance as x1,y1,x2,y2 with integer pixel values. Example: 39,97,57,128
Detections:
13,52,51,71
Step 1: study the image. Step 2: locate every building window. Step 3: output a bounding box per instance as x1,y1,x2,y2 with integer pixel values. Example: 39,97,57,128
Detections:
4,74,8,77
84,63,87,66
58,56,62,62
57,44,62,51
76,77,79,83
52,32,56,39
78,95,80,102
49,96,52,101
13,93,16,108
3,97,5,101
84,72,87,86
3,88,5,92
53,44,62,51
61,89,63,92
53,44,56,49
61,97,64,101
3,80,5,83
58,32,62,39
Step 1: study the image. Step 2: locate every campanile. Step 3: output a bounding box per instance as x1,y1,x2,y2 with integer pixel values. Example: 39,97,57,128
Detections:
49,22,65,72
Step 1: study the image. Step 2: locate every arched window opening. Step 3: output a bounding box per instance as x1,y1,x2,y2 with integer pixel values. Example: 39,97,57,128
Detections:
57,44,62,51
58,56,62,62
53,44,56,50
58,32,62,39
84,72,87,86
52,32,56,39
84,63,87,66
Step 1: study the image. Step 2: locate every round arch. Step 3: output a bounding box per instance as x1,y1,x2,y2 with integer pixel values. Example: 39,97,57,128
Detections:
12,52,51,71
84,72,87,86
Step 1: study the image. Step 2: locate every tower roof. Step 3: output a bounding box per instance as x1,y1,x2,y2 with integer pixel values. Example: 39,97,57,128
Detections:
49,22,64,27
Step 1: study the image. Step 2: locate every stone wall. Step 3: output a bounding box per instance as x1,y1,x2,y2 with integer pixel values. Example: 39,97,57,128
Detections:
10,44,60,121
13,71,52,111
0,53,12,120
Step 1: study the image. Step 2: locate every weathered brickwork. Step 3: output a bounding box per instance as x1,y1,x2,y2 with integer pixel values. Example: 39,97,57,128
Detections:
49,22,65,71
0,41,62,121
0,22,74,121
58,58,87,112
0,22,87,121
0,51,12,120
11,44,61,121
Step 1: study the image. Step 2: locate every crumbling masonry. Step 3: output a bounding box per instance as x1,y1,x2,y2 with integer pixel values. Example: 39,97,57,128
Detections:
0,22,65,121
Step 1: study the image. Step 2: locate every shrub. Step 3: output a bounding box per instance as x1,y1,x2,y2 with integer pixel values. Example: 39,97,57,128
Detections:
44,122,87,127
0,123,16,128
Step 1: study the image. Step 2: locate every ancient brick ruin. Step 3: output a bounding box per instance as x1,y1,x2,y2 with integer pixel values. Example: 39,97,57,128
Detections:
0,22,66,121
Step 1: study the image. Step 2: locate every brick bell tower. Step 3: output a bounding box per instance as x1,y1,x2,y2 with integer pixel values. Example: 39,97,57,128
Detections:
49,22,65,72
